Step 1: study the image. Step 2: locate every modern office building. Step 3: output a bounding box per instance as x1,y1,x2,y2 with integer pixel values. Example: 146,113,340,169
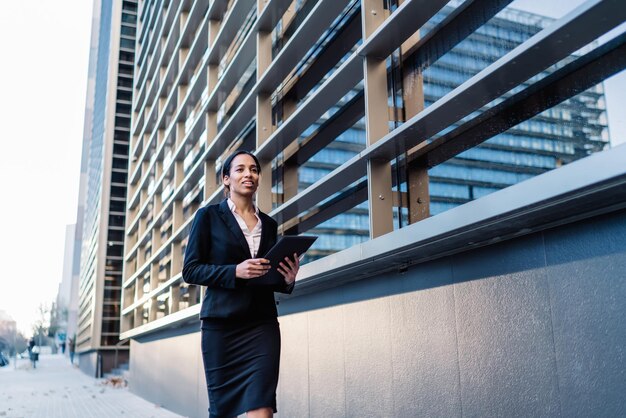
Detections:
120,1,626,417
74,0,137,376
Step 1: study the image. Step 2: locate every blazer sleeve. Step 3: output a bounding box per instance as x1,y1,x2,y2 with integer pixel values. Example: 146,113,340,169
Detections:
182,207,239,289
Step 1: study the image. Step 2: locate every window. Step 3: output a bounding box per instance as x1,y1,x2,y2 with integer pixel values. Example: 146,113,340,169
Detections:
121,13,136,24
120,25,136,37
111,171,127,184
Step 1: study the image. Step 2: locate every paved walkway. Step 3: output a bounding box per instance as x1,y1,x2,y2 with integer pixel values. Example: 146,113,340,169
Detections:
0,354,183,417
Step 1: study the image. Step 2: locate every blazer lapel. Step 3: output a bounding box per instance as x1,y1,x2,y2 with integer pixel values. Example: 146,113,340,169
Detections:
218,200,252,259
257,212,273,258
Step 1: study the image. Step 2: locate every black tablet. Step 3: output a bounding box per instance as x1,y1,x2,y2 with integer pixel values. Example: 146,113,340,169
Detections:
247,235,317,287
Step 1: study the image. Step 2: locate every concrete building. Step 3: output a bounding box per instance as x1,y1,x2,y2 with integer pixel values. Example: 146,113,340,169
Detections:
74,0,138,377
51,224,77,352
57,225,76,313
120,1,626,416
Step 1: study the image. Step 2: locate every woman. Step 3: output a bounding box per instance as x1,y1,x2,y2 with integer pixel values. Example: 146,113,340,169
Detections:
183,150,299,418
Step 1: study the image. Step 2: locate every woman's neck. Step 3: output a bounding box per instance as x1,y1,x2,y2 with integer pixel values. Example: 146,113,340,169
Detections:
229,194,255,214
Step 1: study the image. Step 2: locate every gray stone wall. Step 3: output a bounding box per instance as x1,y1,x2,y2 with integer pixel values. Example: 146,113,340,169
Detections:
129,324,208,418
277,209,626,417
78,351,98,378
130,209,626,417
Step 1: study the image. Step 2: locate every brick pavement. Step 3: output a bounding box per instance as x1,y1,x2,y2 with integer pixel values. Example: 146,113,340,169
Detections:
0,354,184,418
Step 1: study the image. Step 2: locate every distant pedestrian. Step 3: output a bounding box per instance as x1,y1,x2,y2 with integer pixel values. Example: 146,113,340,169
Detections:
68,337,75,365
31,345,40,369
61,341,66,354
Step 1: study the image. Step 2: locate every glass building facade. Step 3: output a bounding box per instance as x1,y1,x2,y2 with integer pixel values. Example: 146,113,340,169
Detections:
296,4,610,260
424,6,608,215
75,0,137,376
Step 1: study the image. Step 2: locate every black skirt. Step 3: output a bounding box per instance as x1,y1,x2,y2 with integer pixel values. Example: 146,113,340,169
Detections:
201,318,281,418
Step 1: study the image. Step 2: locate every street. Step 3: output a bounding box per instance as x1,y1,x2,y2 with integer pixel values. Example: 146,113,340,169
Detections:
0,354,183,417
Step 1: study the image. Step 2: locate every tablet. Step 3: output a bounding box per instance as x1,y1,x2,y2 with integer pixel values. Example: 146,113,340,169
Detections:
247,235,317,287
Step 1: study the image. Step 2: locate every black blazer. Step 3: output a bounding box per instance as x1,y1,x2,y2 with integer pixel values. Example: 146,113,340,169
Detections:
182,199,294,319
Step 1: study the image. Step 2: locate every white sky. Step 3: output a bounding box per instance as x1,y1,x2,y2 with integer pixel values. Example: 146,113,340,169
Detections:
0,1,92,335
0,1,624,336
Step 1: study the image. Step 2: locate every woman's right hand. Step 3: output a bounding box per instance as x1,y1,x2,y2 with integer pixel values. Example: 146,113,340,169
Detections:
236,258,271,279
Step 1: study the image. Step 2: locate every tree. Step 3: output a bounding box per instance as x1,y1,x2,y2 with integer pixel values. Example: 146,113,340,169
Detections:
14,331,28,355
32,303,50,347
0,330,27,356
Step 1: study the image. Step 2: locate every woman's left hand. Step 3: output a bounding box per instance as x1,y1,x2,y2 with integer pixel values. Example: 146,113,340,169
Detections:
277,253,299,285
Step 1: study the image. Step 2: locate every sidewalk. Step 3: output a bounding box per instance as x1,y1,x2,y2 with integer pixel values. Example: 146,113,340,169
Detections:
0,354,184,418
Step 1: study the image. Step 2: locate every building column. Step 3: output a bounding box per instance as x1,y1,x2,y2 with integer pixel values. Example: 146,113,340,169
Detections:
362,0,393,238
255,0,274,213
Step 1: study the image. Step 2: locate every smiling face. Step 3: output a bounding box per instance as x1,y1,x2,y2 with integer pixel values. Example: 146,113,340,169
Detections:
223,153,260,199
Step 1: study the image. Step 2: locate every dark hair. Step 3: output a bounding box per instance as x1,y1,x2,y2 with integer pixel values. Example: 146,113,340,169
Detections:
221,150,261,195
222,150,261,177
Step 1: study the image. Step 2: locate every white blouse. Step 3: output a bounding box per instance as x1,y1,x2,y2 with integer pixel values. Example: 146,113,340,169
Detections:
227,199,262,258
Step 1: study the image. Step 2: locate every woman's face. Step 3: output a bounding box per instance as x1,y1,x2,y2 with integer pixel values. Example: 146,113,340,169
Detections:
223,154,260,198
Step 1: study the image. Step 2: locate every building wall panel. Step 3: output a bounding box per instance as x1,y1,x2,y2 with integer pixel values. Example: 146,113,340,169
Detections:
390,260,461,418
277,312,310,417
129,324,206,418
451,236,561,417
307,305,346,418
544,210,626,418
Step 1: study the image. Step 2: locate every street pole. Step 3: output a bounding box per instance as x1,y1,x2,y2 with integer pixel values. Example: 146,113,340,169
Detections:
13,326,17,370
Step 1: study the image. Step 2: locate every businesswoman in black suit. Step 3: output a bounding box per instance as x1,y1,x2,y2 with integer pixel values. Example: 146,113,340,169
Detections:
182,150,299,418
